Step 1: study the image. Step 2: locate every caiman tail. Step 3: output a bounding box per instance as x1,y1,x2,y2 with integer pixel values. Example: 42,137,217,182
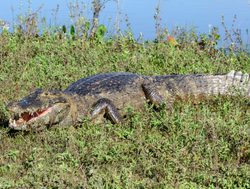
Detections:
154,70,250,97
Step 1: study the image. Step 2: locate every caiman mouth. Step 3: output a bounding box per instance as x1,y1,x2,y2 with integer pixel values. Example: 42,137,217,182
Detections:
9,107,52,130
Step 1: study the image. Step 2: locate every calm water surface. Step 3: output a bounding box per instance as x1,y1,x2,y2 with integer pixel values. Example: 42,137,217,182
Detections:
0,0,250,43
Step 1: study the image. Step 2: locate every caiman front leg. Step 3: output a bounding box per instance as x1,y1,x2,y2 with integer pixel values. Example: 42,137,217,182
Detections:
90,98,122,124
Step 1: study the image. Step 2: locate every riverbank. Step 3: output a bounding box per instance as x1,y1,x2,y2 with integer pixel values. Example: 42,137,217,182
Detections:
0,16,250,188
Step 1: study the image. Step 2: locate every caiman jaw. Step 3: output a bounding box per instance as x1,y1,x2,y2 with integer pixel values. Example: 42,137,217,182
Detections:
8,107,52,130
6,89,73,130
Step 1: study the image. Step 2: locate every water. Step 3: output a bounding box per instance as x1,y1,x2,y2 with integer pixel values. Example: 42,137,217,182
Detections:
0,0,250,44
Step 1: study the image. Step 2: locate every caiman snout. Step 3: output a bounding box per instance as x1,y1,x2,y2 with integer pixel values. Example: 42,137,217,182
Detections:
6,89,72,130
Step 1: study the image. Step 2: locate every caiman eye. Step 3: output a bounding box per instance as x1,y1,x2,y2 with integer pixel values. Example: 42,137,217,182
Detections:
42,92,49,96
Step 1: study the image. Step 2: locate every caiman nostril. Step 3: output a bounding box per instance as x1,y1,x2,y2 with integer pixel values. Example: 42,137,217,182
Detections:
6,102,14,109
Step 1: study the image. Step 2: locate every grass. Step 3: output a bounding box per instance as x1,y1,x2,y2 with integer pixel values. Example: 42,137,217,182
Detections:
0,3,250,188
0,98,250,188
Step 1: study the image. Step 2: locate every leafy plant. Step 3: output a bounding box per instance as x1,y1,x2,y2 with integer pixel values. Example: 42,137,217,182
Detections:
0,0,249,188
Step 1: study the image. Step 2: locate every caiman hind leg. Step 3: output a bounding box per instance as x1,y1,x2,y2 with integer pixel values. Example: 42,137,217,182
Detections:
90,98,122,124
142,84,164,106
142,83,174,109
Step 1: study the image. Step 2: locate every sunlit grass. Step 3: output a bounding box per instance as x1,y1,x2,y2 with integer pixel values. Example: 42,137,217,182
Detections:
0,3,250,188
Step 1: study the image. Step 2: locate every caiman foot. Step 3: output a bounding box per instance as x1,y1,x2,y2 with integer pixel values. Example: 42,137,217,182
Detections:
90,98,122,124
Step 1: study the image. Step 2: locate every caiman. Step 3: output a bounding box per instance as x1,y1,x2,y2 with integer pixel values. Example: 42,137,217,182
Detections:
7,70,250,130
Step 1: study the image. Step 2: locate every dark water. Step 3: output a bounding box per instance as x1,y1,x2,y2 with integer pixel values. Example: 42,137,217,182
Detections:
0,0,250,44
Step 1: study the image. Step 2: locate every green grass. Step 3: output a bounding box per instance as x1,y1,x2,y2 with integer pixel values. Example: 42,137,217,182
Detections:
0,28,250,188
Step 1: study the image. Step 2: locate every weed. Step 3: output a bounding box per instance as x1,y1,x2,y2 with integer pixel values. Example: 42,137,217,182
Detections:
0,1,249,188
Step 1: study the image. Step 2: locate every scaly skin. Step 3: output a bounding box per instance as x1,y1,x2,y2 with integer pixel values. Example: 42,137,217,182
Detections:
7,71,250,130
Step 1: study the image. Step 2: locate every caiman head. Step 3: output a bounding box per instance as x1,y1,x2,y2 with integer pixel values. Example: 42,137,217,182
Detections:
7,89,74,130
